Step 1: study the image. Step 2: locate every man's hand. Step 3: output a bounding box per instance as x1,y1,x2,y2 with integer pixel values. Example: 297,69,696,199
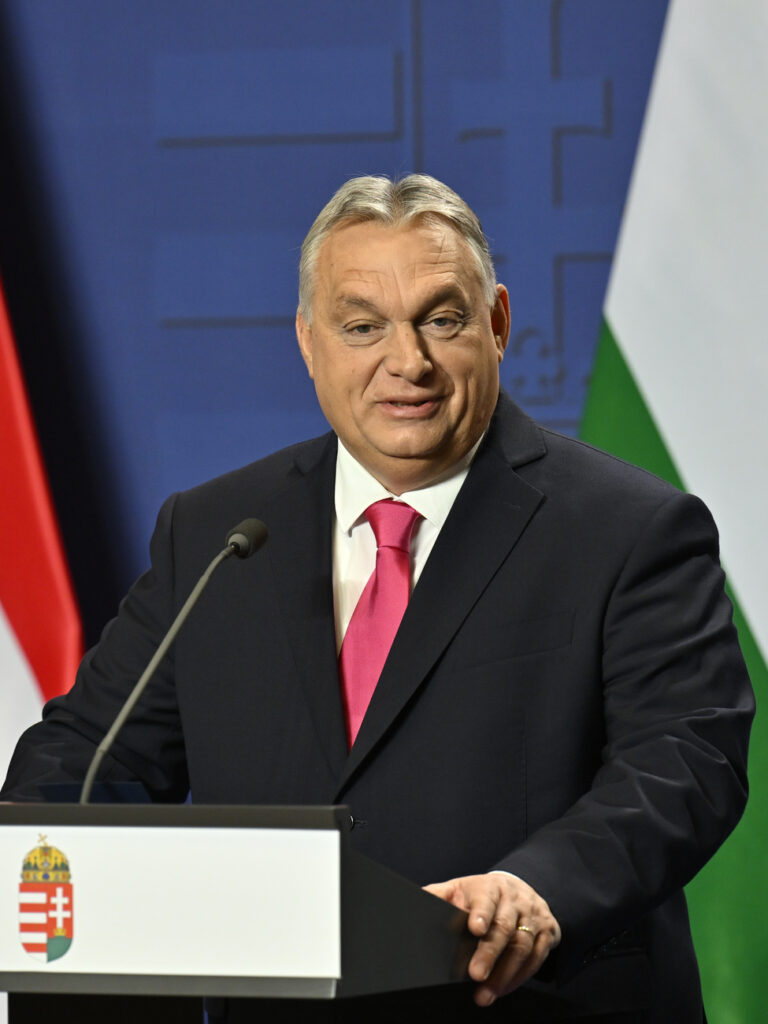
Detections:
423,872,561,1007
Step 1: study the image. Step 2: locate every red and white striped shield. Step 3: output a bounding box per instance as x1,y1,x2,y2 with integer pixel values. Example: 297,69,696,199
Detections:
18,840,74,962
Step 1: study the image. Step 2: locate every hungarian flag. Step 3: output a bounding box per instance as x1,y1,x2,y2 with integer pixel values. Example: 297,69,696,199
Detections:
581,0,766,1018
0,280,81,775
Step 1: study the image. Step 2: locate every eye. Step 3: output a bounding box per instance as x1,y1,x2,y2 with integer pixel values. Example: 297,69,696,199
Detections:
343,320,384,344
423,313,465,336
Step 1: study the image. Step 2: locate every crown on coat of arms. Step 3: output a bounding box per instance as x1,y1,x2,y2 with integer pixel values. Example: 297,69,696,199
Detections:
20,834,71,884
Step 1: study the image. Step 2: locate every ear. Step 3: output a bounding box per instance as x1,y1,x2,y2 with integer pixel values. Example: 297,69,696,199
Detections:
490,285,511,362
296,309,314,378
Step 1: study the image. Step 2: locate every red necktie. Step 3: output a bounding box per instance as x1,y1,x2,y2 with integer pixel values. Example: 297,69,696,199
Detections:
339,500,421,746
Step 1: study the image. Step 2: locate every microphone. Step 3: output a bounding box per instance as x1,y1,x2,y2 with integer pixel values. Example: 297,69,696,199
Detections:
226,518,269,558
79,518,269,804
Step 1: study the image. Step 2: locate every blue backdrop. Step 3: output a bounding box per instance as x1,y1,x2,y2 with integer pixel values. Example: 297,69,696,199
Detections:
0,0,668,641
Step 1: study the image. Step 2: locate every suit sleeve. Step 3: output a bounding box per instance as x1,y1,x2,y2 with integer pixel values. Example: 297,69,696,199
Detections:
1,494,189,802
493,489,754,977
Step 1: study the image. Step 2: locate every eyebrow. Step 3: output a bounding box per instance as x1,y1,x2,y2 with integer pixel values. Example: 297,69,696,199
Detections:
334,285,472,320
334,294,382,316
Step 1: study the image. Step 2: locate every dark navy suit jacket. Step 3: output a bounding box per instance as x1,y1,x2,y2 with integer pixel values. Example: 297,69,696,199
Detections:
3,393,754,1021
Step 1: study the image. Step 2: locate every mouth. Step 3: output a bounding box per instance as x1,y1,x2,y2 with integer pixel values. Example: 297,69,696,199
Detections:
379,397,441,418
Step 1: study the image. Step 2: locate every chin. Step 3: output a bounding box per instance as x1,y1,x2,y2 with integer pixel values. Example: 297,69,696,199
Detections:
367,428,447,457
371,443,444,463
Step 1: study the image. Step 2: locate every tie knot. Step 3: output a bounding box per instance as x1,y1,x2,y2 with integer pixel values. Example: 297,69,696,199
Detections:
365,500,421,552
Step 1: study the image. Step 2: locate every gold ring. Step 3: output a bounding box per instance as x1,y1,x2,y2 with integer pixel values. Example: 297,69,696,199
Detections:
516,924,535,936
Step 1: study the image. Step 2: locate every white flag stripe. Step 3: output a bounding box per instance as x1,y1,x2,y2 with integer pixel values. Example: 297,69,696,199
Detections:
604,0,768,661
0,600,43,776
20,934,46,945
18,913,46,925
18,891,47,904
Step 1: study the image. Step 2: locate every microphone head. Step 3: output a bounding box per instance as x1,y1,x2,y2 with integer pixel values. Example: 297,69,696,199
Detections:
225,518,269,558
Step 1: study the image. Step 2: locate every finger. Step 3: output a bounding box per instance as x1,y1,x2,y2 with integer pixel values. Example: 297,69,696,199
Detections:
464,883,506,937
475,927,555,1006
425,876,502,933
467,900,524,980
422,879,470,912
422,880,454,900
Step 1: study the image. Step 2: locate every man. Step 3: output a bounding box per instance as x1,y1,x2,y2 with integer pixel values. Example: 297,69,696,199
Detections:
2,175,754,1022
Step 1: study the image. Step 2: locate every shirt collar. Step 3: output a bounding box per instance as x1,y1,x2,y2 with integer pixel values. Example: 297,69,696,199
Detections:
334,437,483,535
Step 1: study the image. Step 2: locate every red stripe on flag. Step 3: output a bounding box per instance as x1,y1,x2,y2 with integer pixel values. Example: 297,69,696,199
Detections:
0,280,82,700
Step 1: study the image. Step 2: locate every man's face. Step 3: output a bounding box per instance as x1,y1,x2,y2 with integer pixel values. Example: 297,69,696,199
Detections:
296,218,509,493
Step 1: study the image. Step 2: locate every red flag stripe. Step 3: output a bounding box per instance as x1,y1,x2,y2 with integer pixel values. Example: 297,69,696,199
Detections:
0,280,82,699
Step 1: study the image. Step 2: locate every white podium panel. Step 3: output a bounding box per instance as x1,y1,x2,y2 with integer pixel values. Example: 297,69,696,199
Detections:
2,825,339,982
0,806,343,998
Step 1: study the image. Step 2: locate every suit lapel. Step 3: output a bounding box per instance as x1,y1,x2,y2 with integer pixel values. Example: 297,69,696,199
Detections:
335,395,547,794
260,434,349,782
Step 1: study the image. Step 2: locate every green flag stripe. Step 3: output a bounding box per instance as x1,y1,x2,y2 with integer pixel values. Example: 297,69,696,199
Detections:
581,318,766,1024
581,320,683,488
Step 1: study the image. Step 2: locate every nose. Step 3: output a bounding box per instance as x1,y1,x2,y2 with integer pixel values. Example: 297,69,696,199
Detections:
383,324,433,381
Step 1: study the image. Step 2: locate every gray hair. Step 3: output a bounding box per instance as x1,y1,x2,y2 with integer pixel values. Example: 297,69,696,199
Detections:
298,174,497,322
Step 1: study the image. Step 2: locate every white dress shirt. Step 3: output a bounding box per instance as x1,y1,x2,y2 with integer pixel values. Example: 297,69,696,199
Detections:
332,439,481,652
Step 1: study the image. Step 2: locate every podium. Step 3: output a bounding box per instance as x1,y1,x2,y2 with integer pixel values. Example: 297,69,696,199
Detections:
0,803,472,1019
